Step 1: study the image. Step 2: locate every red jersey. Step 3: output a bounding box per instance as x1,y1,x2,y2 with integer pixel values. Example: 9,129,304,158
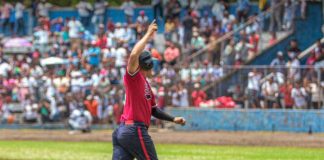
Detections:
120,70,156,126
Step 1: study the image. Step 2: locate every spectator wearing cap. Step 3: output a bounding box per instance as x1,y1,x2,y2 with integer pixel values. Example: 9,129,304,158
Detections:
191,83,206,107
76,0,93,29
92,0,108,33
136,10,149,26
121,0,136,23
164,42,180,65
271,51,286,73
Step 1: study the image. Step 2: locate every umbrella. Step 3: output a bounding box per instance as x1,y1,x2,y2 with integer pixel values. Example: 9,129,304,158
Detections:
3,38,33,48
3,37,33,53
40,57,66,66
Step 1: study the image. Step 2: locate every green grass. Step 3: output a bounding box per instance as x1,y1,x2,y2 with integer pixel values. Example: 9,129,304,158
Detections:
0,141,323,160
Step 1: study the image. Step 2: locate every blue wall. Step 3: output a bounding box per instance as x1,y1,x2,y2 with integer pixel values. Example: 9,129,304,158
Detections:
167,108,324,133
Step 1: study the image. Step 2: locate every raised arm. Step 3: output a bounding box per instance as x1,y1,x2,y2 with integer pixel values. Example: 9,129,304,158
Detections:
127,20,157,74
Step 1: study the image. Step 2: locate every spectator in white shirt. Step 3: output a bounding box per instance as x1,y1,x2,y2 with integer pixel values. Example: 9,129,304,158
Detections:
14,0,25,36
76,0,93,29
136,10,149,26
93,0,108,33
262,77,279,108
247,69,262,108
68,17,83,39
291,82,307,109
121,0,136,23
37,0,52,18
33,26,50,54
114,43,127,68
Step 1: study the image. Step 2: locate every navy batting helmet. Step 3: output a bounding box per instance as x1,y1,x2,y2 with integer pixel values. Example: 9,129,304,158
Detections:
139,50,153,71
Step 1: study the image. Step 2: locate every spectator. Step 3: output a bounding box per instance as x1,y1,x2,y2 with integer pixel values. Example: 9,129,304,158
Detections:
67,17,83,46
164,0,181,20
270,51,286,73
191,83,206,107
1,0,13,35
68,104,92,133
191,31,205,51
279,81,293,109
164,42,180,65
248,31,260,58
261,77,279,108
236,0,250,23
164,18,176,41
38,99,51,123
246,69,262,108
222,39,236,66
287,53,301,82
269,32,277,45
287,39,301,58
199,11,213,32
14,0,25,36
84,41,101,68
37,0,53,18
283,0,296,30
269,0,283,32
182,11,194,48
152,0,163,19
178,83,189,107
84,95,98,122
309,79,322,109
291,82,307,109
121,0,136,23
92,0,108,33
212,0,226,22
230,85,245,108
136,10,149,27
76,0,93,29
33,26,50,54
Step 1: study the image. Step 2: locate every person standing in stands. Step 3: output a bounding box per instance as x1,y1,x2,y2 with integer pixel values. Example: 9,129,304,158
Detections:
1,0,13,35
76,0,93,29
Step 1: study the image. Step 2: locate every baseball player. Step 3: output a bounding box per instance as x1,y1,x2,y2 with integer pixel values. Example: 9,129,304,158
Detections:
112,20,186,160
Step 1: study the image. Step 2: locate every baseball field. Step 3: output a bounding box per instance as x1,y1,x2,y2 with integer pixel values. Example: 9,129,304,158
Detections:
1,130,324,160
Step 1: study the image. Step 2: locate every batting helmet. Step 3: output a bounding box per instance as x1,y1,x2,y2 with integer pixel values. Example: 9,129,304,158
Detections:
139,50,153,71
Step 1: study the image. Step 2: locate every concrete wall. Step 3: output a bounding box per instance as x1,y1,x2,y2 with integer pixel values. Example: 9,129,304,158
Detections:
166,108,324,133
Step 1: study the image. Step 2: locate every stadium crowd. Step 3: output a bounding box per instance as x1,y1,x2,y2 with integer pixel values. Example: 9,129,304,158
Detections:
0,0,321,126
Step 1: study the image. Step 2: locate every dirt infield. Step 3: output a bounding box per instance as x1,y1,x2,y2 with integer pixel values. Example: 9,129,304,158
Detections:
1,129,324,148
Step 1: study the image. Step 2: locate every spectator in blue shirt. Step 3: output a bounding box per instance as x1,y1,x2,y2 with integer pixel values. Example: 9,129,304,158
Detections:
236,0,250,23
84,42,101,68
